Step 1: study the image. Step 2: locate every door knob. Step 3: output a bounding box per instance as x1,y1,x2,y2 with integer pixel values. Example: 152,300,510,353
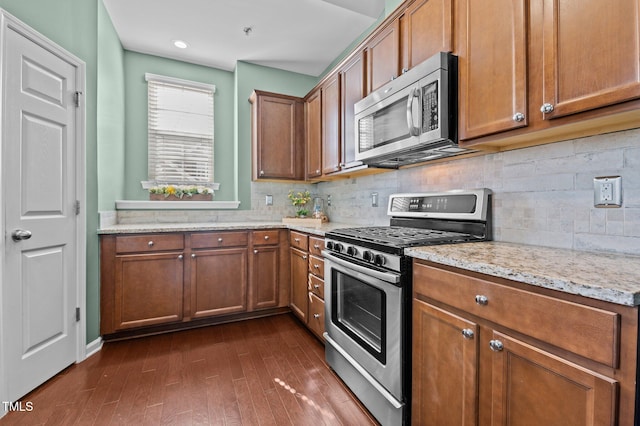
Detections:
11,229,32,241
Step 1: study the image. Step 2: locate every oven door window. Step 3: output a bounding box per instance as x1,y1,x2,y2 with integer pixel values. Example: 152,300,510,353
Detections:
331,269,386,364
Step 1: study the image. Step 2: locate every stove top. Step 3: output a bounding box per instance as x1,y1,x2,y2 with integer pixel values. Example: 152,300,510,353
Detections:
328,226,479,248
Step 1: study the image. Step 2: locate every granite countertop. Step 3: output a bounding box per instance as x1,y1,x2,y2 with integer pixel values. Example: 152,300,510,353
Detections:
406,241,640,306
97,221,353,237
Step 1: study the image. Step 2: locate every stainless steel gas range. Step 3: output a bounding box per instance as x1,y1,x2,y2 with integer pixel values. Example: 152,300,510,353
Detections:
322,189,492,425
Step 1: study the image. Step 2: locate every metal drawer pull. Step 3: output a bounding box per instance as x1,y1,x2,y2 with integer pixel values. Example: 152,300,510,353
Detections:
461,329,475,339
253,249,258,254
264,235,270,240
314,284,320,289
314,264,321,269
314,244,321,250
540,103,554,114
313,313,321,319
178,254,184,260
218,237,223,242
475,295,488,306
294,238,300,242
148,241,154,247
512,112,525,122
191,254,196,259
303,255,308,260
489,340,504,352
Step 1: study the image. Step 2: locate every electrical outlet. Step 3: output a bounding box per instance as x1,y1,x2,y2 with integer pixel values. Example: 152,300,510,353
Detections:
265,195,273,206
371,192,379,207
327,194,332,207
594,176,622,208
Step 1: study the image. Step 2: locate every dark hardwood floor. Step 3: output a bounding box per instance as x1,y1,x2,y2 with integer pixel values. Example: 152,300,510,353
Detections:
1,314,378,425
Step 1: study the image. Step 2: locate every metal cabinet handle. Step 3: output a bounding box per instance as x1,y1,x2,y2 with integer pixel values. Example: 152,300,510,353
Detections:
294,238,300,242
313,313,321,319
489,340,504,352
475,295,489,306
259,170,265,176
11,229,32,241
313,244,321,250
512,112,525,122
303,255,308,260
264,235,270,240
540,103,554,114
315,169,320,174
313,264,320,269
314,284,320,289
217,237,223,242
191,254,196,259
178,254,184,260
253,249,258,254
148,241,154,247
461,329,475,339
401,68,409,74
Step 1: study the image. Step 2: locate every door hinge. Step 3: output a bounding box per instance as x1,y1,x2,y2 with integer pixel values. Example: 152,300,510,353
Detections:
74,91,82,107
75,307,80,322
75,200,80,215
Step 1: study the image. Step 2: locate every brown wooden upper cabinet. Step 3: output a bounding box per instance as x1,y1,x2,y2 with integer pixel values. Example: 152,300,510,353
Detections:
401,0,454,71
458,0,640,144
249,90,305,181
340,51,366,169
305,89,322,180
366,19,401,93
322,73,341,175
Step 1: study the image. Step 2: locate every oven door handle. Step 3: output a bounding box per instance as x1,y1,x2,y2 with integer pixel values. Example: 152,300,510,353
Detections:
322,251,401,284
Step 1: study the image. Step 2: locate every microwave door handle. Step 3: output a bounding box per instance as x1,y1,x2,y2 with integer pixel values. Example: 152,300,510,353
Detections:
406,87,421,136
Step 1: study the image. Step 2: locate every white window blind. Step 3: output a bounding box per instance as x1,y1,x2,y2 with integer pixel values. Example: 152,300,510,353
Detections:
146,73,215,185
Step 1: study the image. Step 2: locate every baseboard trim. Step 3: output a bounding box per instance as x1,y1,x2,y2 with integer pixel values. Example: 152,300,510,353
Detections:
85,337,103,358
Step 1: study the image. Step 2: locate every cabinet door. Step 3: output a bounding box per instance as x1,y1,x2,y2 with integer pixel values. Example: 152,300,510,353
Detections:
403,0,453,70
290,247,308,321
251,91,304,180
340,51,365,168
322,73,341,175
541,0,640,119
412,298,479,426
305,89,322,179
366,20,401,93
307,292,325,340
458,0,528,141
490,331,618,426
250,245,279,310
190,248,248,318
114,252,184,330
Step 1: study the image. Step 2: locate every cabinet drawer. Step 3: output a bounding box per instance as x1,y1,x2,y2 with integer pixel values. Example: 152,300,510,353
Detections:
308,274,324,299
309,236,325,256
115,234,184,254
308,255,324,279
413,262,620,368
191,231,248,249
252,229,280,246
308,292,325,340
290,231,308,250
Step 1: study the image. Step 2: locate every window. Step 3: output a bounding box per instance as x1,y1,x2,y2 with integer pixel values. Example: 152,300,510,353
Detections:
145,73,215,188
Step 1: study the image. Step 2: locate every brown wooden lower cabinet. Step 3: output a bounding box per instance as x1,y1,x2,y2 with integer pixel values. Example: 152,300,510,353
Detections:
412,260,638,426
100,229,289,338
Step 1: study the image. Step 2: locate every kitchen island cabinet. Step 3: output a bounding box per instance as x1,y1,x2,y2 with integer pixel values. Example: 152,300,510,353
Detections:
412,259,638,425
100,228,290,339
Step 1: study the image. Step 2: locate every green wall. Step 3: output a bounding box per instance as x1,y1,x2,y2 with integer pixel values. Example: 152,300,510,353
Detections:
0,0,102,342
97,0,125,211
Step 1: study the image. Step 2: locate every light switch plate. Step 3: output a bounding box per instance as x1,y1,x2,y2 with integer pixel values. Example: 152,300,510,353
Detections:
265,195,273,206
594,176,622,208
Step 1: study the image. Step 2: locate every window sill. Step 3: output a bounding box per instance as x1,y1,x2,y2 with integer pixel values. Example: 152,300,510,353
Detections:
115,200,241,210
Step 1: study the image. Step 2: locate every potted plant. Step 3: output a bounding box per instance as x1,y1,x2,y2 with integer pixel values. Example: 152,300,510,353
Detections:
288,190,312,217
149,185,213,201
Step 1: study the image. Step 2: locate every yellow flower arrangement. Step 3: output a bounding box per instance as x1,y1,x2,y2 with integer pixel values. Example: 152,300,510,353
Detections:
288,190,312,217
149,185,212,199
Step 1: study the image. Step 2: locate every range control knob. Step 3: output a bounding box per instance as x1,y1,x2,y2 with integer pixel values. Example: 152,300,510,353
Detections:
325,241,334,250
363,250,374,262
374,254,386,267
346,246,358,256
334,243,344,253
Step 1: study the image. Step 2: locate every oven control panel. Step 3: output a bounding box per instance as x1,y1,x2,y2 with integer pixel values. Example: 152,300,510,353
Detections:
324,238,402,273
387,189,490,221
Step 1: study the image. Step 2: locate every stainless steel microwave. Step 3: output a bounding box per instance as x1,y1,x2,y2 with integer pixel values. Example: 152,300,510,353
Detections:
354,52,470,168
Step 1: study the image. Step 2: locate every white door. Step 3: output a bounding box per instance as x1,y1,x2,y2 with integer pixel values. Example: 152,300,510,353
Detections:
2,14,82,403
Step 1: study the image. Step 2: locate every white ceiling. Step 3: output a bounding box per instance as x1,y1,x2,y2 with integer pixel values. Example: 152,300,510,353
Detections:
102,0,385,77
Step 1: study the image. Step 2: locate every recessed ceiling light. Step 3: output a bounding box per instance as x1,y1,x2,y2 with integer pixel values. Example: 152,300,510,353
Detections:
173,40,188,49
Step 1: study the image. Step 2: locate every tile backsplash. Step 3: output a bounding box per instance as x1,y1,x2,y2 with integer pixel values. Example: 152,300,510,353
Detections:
115,127,640,255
